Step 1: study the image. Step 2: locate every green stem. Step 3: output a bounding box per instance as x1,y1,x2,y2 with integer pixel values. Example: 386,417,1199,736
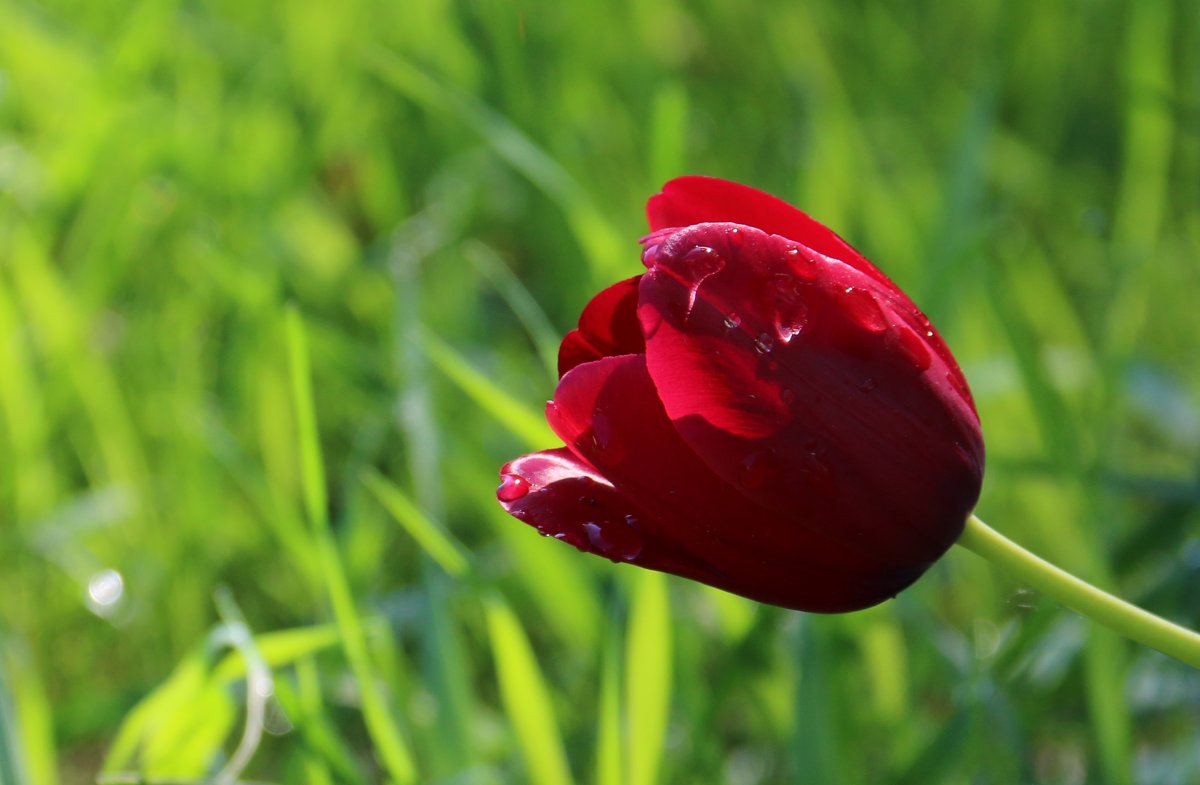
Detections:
956,514,1200,669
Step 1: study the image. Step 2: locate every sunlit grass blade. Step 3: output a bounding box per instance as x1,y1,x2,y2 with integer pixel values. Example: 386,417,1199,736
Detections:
209,623,340,682
0,640,58,785
625,571,671,785
285,306,417,785
362,469,470,578
484,500,602,650
419,329,556,450
595,615,623,785
101,644,210,774
484,595,576,785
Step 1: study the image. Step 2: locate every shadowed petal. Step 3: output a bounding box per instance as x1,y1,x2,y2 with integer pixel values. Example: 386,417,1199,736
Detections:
545,354,917,611
638,222,984,568
557,276,644,377
499,448,728,584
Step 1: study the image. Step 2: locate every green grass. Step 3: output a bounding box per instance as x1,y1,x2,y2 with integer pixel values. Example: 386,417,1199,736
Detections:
2,0,1199,782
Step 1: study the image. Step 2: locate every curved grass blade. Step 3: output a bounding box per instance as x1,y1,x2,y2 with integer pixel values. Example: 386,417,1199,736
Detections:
286,306,417,785
484,595,575,785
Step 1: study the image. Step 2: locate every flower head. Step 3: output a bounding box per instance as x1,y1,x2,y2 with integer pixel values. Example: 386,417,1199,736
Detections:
497,176,984,612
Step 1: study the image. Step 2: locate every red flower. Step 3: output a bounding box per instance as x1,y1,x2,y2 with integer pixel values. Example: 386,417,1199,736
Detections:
496,176,984,612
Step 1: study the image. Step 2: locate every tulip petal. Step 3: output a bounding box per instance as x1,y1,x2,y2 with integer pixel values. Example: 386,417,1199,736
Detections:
545,353,921,611
646,178,976,405
557,276,645,377
647,175,891,289
498,448,731,586
638,222,984,568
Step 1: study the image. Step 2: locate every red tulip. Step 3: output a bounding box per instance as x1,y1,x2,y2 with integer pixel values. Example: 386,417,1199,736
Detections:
496,176,984,612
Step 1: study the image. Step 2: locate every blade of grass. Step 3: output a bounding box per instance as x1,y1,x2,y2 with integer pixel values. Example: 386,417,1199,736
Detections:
595,614,623,785
0,639,59,785
463,240,561,381
484,594,576,785
625,571,671,785
362,469,470,578
391,215,475,776
420,329,556,450
285,305,416,785
274,657,366,785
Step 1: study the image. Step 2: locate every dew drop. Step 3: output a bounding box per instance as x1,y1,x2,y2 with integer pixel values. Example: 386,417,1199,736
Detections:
589,412,626,462
726,226,745,246
738,449,776,490
798,443,837,499
895,328,933,370
640,244,660,266
775,309,809,344
787,246,820,282
841,287,888,333
754,333,775,354
771,274,810,342
679,246,725,282
582,520,643,562
859,377,877,393
497,473,530,502
661,246,726,318
723,313,742,329
946,371,973,404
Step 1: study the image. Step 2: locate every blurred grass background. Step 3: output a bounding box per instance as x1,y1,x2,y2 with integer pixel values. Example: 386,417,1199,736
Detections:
1,0,1199,782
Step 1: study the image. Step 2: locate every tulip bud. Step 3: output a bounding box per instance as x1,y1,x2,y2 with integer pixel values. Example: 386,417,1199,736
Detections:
498,176,984,612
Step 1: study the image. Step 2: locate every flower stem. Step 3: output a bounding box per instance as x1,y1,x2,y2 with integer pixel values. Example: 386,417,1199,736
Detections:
956,514,1200,669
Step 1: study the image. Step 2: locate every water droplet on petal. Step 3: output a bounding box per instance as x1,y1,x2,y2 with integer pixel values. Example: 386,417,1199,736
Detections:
841,287,889,333
798,443,837,499
771,274,810,342
726,226,745,246
583,519,643,562
738,449,777,490
681,246,725,279
754,333,775,354
723,313,742,329
787,246,821,282
641,244,661,266
859,377,877,393
497,473,530,502
589,411,626,463
775,309,809,344
946,371,972,404
895,328,933,370
659,246,726,318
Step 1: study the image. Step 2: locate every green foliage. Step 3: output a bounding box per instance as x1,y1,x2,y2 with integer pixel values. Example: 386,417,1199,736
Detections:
1,0,1199,783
